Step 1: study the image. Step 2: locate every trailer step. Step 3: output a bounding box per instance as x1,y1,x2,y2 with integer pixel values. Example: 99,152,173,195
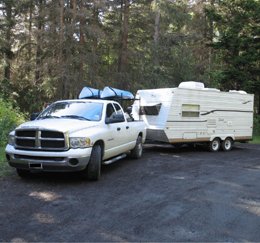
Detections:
103,154,127,165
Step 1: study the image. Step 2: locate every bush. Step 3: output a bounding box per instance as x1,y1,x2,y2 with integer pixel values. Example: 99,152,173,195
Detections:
0,99,26,147
253,115,260,136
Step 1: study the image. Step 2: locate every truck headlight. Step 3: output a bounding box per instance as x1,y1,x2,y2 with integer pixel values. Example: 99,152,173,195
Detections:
8,134,15,146
70,137,91,148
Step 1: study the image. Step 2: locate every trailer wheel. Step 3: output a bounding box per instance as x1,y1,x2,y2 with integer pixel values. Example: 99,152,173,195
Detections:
221,137,233,151
209,138,221,152
130,136,143,159
83,145,101,181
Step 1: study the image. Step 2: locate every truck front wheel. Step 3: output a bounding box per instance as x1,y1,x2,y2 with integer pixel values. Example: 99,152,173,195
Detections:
16,169,31,178
130,136,143,159
83,145,101,181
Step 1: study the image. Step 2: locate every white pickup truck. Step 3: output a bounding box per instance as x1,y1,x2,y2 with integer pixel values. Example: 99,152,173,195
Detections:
5,98,146,180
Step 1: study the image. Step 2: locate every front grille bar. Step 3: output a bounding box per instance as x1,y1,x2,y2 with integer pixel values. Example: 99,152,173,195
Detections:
15,145,68,151
14,129,68,151
35,130,41,148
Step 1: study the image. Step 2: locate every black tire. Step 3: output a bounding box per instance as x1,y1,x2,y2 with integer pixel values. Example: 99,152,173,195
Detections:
209,138,221,152
16,169,31,178
130,136,143,159
86,145,102,181
221,137,233,151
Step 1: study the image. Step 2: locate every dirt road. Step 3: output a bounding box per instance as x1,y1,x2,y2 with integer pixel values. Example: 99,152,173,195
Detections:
0,143,260,242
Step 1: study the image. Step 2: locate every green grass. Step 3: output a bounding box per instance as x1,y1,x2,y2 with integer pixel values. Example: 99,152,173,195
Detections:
0,147,11,177
250,136,260,144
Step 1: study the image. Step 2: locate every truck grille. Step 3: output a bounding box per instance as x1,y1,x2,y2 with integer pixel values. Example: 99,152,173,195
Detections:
15,129,68,151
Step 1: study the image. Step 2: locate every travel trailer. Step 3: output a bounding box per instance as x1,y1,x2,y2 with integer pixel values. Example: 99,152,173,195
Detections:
132,81,254,151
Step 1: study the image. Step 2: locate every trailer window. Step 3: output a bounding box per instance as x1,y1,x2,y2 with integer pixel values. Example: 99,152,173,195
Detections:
139,103,161,116
182,104,200,117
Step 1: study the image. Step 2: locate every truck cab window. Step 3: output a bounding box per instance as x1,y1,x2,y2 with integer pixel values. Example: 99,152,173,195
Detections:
114,103,123,115
106,103,116,119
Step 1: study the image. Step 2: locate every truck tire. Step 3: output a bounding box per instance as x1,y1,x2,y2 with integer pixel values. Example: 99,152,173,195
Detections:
209,138,220,152
221,137,233,151
16,169,31,178
86,145,101,181
130,136,143,159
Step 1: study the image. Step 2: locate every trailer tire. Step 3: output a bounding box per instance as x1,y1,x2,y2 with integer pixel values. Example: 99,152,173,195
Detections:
209,138,221,152
221,137,233,151
130,136,143,159
83,145,101,181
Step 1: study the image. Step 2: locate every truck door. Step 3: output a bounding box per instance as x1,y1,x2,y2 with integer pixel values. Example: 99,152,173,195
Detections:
113,103,135,144
104,103,127,159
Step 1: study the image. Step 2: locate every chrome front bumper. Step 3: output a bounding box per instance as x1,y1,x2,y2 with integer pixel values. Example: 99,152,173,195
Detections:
5,145,92,172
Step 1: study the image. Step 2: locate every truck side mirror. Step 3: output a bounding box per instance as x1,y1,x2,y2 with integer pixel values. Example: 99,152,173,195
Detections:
105,114,125,124
30,112,40,121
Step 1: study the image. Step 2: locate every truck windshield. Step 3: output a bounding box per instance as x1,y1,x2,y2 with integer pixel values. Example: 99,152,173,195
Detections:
38,101,103,121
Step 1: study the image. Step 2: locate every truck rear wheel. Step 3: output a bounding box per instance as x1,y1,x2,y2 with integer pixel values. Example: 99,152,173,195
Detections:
209,138,220,152
130,136,143,159
221,137,233,151
84,145,101,181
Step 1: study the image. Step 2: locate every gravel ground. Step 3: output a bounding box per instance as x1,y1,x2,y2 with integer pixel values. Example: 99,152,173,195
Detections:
0,143,260,242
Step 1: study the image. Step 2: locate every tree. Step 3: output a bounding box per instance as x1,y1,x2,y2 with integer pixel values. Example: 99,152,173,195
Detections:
206,0,259,89
0,0,15,81
206,0,260,113
0,0,258,115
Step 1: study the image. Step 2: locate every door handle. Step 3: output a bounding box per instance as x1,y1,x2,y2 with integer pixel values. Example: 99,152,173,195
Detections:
117,127,121,131
126,126,129,129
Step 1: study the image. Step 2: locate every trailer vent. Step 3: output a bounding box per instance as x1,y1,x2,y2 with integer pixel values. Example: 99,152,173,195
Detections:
179,81,204,89
207,119,217,127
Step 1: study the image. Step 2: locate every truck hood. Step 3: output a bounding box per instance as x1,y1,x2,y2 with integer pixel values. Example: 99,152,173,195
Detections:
16,119,99,134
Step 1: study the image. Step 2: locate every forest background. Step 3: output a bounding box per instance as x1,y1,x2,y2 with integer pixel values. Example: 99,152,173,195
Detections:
0,0,259,120
0,0,259,170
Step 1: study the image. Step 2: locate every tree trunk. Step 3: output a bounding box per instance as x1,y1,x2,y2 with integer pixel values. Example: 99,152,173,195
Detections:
79,0,85,87
71,0,78,98
208,0,215,74
72,0,76,19
59,0,65,99
35,0,44,85
4,0,13,81
118,0,130,74
28,1,33,60
153,0,160,66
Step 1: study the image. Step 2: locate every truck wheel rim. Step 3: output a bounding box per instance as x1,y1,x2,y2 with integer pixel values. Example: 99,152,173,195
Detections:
138,143,142,156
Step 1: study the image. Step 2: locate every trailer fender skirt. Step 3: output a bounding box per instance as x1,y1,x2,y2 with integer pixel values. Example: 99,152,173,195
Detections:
210,134,235,142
